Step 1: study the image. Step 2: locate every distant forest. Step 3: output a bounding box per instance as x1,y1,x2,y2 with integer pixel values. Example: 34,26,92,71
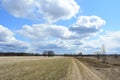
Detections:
0,51,120,57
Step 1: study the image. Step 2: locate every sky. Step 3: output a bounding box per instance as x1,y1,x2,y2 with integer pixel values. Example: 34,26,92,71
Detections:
0,0,120,54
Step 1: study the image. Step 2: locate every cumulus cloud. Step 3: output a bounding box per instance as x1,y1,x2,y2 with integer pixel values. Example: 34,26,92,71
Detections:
18,24,76,40
0,40,29,52
38,0,80,22
16,15,106,53
0,0,110,54
1,0,80,22
0,25,29,52
0,25,15,42
70,15,106,36
18,16,106,41
1,0,38,19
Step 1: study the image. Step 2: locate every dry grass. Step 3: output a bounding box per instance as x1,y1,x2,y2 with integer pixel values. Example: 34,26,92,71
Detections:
0,57,72,80
76,57,120,80
1,56,119,80
0,56,63,64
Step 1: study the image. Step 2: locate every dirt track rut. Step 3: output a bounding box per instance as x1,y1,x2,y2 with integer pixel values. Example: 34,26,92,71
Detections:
69,58,103,80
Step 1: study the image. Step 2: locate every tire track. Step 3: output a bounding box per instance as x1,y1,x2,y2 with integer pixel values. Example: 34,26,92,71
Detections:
74,58,103,80
71,59,83,80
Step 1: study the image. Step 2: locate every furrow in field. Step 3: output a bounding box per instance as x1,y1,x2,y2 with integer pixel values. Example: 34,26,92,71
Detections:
71,58,83,80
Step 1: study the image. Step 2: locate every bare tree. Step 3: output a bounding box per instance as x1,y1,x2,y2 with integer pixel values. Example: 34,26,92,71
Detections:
101,44,107,63
78,52,83,56
95,51,100,60
114,53,118,59
42,50,55,57
42,51,47,57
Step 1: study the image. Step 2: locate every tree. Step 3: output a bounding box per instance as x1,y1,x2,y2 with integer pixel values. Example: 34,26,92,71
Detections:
95,51,100,60
48,51,55,57
42,50,55,57
77,52,83,56
42,51,47,57
101,44,107,63
114,53,118,58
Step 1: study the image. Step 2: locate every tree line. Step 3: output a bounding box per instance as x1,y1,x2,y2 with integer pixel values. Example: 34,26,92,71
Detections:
0,51,119,58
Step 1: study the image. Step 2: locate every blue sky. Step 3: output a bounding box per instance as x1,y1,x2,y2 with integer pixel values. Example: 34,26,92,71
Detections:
0,0,120,54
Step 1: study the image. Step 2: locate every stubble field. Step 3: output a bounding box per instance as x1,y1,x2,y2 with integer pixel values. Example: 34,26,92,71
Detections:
0,57,71,80
0,56,119,80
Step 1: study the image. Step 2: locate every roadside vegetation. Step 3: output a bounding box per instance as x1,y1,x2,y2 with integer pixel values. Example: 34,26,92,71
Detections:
76,56,120,80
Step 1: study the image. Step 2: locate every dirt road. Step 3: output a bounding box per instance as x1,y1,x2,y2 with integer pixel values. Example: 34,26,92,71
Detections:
69,58,103,80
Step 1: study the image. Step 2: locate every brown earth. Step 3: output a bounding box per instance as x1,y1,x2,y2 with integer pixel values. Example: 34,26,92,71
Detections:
68,58,104,80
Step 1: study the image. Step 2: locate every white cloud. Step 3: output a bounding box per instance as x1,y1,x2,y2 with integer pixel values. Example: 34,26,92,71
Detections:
75,16,106,27
0,40,30,52
19,28,120,54
81,31,120,54
1,0,112,54
1,0,37,19
70,15,106,36
18,24,76,40
18,16,106,41
1,0,80,22
100,31,120,52
0,25,15,42
0,25,30,52
38,0,80,22
16,15,106,53
28,39,84,53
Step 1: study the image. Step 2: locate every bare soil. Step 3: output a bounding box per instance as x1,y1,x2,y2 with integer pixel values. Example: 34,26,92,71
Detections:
66,58,105,80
